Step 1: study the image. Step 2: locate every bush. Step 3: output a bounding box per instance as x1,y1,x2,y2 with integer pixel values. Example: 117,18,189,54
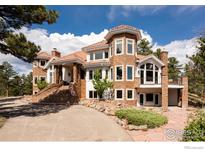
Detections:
37,80,48,90
182,110,205,141
115,108,168,128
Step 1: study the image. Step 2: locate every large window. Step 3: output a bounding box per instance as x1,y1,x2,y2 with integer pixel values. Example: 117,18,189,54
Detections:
127,39,134,54
116,66,123,81
115,39,123,55
115,89,124,100
139,63,159,84
126,65,134,80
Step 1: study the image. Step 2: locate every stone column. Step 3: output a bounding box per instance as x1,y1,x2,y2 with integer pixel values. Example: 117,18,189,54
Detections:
182,76,188,108
160,51,168,112
73,63,78,83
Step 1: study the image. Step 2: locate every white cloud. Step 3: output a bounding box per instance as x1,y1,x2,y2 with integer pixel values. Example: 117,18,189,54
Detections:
0,27,108,75
153,38,198,65
0,27,198,75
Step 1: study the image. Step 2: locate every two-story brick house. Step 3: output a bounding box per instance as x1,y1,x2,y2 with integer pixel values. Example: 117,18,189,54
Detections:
32,25,188,111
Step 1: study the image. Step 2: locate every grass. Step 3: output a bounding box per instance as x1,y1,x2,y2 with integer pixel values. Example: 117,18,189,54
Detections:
115,108,168,128
0,116,6,128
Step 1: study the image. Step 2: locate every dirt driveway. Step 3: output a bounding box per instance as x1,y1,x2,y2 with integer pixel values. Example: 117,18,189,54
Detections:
0,105,131,141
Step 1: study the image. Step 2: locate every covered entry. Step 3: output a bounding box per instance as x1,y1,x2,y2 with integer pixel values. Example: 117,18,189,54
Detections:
168,87,182,106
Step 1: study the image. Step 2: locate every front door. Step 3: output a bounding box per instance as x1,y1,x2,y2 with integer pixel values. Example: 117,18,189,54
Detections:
154,94,159,105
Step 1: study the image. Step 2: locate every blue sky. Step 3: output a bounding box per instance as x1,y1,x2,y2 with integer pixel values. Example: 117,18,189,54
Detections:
32,5,205,45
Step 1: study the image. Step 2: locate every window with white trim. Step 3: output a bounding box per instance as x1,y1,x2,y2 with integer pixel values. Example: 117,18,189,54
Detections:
115,39,123,55
89,70,93,80
110,67,113,80
115,89,124,100
116,65,123,81
33,60,38,67
89,90,97,99
126,65,134,81
95,52,103,60
127,39,134,55
104,51,109,59
40,60,46,67
90,53,94,60
126,89,134,100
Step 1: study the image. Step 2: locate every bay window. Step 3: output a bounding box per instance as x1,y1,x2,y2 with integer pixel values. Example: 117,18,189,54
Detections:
127,39,134,55
126,65,134,80
116,65,123,81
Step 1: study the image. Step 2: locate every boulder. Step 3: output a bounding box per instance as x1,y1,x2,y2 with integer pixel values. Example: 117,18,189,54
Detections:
128,125,148,131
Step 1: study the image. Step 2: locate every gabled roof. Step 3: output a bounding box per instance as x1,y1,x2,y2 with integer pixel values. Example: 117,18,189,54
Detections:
105,25,142,40
82,40,109,52
137,54,165,66
36,51,51,60
52,51,87,65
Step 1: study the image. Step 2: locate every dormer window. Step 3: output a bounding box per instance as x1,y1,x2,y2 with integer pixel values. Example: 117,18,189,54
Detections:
115,39,123,55
127,39,134,55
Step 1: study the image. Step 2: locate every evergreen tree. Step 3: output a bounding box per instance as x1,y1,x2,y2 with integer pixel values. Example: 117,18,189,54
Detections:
137,38,153,55
153,48,162,58
168,57,182,81
0,6,58,62
185,37,205,96
22,72,33,95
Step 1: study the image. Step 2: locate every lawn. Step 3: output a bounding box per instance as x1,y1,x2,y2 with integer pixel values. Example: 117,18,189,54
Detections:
115,108,168,128
0,116,6,128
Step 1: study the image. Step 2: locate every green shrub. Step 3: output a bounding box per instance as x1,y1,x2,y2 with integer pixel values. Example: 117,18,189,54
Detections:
182,110,205,141
115,108,168,128
37,80,48,90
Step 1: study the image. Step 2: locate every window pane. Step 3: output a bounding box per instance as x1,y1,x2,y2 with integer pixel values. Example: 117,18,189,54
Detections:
146,71,153,82
89,70,93,80
155,72,158,84
90,53,93,60
94,91,97,98
105,51,109,58
127,40,133,54
140,70,144,84
127,90,133,99
140,64,145,69
89,91,93,98
116,40,122,54
110,68,113,80
116,66,122,80
106,70,109,78
155,65,159,70
146,93,153,101
127,66,133,80
116,90,123,98
146,63,153,70
95,52,103,60
40,60,45,66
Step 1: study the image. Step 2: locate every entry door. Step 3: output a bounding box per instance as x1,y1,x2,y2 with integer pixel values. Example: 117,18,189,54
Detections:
139,94,144,106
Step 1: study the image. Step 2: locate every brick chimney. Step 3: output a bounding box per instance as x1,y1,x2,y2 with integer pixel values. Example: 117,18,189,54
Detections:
160,51,168,112
51,48,61,57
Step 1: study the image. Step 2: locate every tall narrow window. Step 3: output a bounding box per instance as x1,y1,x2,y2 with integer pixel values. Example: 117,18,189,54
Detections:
127,39,134,54
115,39,123,55
90,53,94,60
104,51,109,59
116,66,123,81
89,70,93,80
110,67,113,80
127,89,134,100
105,69,109,79
127,65,133,80
146,63,153,82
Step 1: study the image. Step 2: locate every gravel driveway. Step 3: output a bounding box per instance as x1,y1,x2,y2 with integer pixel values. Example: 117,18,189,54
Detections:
0,105,131,141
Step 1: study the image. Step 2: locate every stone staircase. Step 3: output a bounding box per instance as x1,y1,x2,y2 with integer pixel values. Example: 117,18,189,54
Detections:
32,83,79,105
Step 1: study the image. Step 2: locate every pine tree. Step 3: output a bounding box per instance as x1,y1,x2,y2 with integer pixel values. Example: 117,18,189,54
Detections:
137,38,153,55
0,6,58,62
168,57,182,81
153,48,162,58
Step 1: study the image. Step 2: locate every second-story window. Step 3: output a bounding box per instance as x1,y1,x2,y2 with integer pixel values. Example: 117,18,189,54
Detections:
115,39,123,55
40,60,46,67
127,65,134,81
127,39,134,55
90,53,94,60
104,51,109,59
95,52,103,60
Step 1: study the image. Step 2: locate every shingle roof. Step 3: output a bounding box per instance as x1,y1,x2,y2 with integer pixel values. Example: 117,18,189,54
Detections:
105,24,141,40
36,51,52,60
82,40,109,52
52,51,87,65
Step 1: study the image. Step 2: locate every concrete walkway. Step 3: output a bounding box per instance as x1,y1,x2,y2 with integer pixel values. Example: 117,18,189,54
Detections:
0,105,131,141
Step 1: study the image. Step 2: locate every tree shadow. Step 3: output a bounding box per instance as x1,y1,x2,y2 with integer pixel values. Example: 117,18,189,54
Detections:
0,88,79,118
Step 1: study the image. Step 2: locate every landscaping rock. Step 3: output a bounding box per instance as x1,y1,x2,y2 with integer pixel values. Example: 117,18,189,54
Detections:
128,124,148,131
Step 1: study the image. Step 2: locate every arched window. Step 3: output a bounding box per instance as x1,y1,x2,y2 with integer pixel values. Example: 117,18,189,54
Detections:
139,63,160,84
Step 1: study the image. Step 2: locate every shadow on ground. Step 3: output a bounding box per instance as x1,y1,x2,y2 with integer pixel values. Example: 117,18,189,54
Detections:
0,89,79,118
